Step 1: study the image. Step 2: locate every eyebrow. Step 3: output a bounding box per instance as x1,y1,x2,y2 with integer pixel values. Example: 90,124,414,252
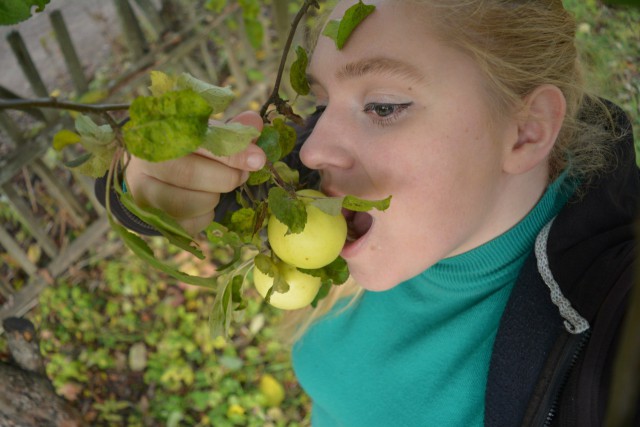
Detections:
307,56,427,86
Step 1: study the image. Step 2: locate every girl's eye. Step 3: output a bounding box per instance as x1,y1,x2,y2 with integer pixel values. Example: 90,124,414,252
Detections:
363,102,412,126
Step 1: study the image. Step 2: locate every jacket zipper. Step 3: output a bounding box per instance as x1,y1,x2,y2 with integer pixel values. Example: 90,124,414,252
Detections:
542,329,592,426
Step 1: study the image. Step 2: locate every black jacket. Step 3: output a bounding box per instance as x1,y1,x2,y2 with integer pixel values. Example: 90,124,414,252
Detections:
485,102,639,426
97,102,638,427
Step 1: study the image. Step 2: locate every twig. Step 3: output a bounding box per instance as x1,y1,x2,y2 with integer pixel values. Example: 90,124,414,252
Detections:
259,0,320,119
0,98,130,114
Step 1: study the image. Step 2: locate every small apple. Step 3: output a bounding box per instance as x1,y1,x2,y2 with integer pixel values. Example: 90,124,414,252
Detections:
253,261,322,310
268,189,347,269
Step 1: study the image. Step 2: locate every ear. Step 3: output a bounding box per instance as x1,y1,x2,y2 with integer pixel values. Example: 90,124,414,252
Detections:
503,84,566,175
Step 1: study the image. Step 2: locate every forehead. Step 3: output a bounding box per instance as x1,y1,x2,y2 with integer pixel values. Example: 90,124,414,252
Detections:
309,0,435,78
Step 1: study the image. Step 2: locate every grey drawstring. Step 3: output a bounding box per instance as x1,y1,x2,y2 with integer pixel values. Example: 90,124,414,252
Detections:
534,219,590,334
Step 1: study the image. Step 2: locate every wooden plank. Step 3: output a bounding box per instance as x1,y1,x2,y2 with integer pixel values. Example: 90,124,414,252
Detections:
5,31,55,122
132,0,166,37
0,132,50,186
29,159,88,228
113,0,148,58
0,183,58,258
49,10,89,94
0,111,23,147
0,226,38,278
0,216,111,330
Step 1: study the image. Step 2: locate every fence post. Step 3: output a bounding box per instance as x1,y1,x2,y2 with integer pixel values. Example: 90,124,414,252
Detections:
132,0,166,37
49,10,89,95
113,0,148,58
6,31,55,122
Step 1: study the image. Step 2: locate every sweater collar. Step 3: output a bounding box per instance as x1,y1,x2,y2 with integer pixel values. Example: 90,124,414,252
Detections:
415,171,576,293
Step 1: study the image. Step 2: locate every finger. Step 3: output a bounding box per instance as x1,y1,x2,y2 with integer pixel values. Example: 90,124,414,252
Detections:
230,110,264,130
197,110,266,170
178,210,216,236
194,143,266,171
135,154,248,194
137,177,221,219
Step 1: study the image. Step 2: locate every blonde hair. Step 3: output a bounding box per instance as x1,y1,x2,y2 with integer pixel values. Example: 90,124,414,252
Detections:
413,0,616,181
283,0,620,341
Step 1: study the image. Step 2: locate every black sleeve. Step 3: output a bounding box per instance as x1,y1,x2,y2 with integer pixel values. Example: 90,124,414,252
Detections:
94,109,322,234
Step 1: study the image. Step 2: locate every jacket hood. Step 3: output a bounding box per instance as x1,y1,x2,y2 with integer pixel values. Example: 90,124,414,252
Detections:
547,100,639,322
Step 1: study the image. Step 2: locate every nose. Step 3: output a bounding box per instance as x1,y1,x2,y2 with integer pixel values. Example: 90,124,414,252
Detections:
299,108,355,171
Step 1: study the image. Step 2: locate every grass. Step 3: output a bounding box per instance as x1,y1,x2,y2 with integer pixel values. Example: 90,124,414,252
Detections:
564,0,640,158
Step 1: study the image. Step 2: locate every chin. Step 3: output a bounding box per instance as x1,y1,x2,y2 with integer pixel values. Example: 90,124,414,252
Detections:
349,268,403,292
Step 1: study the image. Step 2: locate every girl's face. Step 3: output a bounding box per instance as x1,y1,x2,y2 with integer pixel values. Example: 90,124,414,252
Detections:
300,0,522,291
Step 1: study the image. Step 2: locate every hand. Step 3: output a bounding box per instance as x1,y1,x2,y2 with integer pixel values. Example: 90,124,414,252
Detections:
124,111,265,235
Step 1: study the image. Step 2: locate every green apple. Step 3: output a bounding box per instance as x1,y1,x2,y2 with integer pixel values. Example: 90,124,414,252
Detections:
268,189,347,269
253,261,322,310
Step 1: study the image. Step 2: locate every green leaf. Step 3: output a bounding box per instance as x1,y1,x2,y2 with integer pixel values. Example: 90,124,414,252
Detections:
310,196,344,216
205,222,243,271
268,187,306,234
117,190,204,259
176,73,234,114
271,268,290,294
273,161,299,186
201,122,260,156
322,0,376,50
227,207,256,236
254,254,276,277
272,118,296,158
204,0,225,13
311,281,333,307
63,152,92,168
68,150,112,178
300,256,349,285
290,46,310,96
247,168,271,186
52,129,81,151
123,89,212,162
75,114,115,149
343,194,391,212
321,20,340,44
110,220,215,288
256,126,281,163
210,276,242,338
0,0,50,25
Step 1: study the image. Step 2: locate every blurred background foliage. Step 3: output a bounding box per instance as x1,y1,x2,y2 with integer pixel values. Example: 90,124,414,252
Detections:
0,0,638,426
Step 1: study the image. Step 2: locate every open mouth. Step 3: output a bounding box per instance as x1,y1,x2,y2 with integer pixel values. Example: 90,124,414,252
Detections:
343,209,374,243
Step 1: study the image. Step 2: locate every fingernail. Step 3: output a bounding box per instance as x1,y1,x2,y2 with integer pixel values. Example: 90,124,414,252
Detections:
247,153,265,170
240,171,249,182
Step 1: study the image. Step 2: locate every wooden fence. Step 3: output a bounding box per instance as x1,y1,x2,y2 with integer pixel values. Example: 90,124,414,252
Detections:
0,0,292,332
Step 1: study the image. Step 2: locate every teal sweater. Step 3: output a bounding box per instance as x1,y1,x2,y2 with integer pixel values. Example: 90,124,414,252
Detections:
292,175,575,427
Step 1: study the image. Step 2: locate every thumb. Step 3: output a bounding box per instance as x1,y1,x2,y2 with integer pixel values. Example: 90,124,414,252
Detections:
229,110,264,135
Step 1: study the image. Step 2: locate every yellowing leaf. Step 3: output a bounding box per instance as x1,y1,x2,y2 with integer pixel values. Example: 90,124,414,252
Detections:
76,89,108,104
149,70,177,96
259,374,285,407
52,129,81,151
123,89,212,162
226,403,245,417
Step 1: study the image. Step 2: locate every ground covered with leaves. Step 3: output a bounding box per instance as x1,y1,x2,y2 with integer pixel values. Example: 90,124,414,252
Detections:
1,235,310,426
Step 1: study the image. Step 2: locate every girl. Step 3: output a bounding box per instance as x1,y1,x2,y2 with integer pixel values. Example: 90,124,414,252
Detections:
101,0,638,425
